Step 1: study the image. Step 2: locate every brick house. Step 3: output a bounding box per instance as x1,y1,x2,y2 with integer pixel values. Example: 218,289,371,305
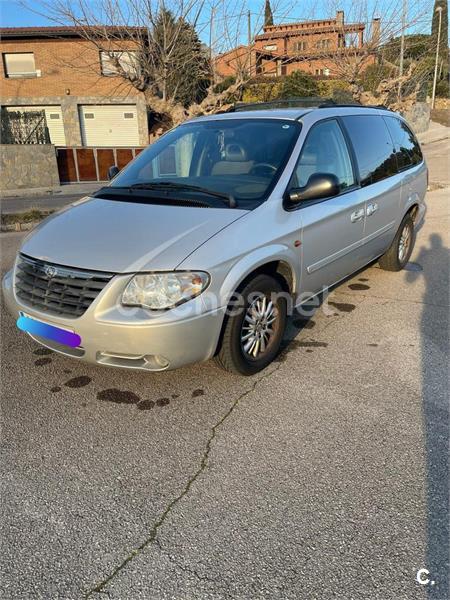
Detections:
215,11,379,79
0,26,149,147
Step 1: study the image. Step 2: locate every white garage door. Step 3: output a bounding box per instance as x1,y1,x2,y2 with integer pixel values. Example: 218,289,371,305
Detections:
79,105,140,146
6,105,66,145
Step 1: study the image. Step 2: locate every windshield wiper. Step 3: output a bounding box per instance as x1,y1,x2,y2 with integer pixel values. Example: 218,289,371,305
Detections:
130,182,237,208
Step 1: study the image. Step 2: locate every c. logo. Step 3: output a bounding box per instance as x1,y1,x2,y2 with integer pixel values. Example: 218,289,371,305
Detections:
416,569,431,585
43,265,57,279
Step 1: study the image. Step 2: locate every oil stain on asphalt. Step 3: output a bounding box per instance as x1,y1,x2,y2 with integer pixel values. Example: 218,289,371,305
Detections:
64,376,91,388
97,389,141,404
348,283,370,291
157,397,170,407
328,301,356,313
137,399,155,411
277,339,328,362
35,357,52,367
33,348,53,356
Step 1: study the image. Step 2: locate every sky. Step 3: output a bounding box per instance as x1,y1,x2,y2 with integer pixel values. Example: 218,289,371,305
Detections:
0,0,441,47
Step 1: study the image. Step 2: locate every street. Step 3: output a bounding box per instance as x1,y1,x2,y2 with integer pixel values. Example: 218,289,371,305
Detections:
1,161,449,597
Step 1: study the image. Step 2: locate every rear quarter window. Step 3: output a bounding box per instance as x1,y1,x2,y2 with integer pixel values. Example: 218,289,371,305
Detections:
383,116,423,170
341,115,398,187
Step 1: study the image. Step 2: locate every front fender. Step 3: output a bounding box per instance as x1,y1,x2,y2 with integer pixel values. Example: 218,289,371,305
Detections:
215,244,299,308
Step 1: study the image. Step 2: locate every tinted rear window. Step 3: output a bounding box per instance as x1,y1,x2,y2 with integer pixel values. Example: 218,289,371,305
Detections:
341,115,397,187
384,116,423,170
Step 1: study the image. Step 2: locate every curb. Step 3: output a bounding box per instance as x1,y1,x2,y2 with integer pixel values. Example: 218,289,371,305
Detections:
1,221,39,233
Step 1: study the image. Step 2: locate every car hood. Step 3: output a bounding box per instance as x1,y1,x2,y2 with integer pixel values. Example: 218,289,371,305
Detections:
20,197,248,272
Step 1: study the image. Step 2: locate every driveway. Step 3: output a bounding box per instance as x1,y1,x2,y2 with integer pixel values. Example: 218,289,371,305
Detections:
1,198,449,596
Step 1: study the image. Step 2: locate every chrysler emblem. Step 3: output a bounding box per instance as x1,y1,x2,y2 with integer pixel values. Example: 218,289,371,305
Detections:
43,265,58,279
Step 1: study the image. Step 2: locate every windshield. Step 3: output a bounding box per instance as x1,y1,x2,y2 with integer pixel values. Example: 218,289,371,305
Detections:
109,118,301,208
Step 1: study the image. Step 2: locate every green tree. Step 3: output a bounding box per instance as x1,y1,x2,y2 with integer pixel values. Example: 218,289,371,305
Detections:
381,34,433,62
151,9,211,106
264,0,274,27
278,71,319,98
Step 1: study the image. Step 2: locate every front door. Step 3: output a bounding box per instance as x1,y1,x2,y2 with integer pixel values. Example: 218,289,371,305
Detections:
287,118,366,300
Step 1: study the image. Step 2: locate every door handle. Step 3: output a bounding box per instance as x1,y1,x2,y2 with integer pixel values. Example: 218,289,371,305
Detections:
367,202,379,216
350,208,365,222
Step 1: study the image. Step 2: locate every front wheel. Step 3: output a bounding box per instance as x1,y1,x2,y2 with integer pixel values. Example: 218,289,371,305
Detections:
378,214,415,271
215,274,287,375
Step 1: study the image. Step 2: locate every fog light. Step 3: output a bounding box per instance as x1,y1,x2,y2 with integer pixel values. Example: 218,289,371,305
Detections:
147,354,170,369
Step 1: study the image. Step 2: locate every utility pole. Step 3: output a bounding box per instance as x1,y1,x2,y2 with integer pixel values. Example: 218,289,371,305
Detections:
247,10,252,78
431,5,443,109
210,6,216,85
398,0,407,100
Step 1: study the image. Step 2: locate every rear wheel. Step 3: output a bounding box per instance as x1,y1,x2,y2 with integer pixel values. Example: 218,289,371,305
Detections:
379,214,415,271
215,274,287,375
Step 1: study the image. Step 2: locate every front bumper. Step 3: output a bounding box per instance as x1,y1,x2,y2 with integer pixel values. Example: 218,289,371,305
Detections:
2,268,225,371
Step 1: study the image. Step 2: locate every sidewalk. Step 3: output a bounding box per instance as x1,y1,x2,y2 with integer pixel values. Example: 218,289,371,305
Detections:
418,120,449,146
1,182,102,200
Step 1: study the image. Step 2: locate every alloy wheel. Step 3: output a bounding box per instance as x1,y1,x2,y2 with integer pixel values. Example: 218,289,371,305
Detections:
240,295,278,359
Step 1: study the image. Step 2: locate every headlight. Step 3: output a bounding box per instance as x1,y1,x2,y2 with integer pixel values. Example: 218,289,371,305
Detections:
122,271,210,310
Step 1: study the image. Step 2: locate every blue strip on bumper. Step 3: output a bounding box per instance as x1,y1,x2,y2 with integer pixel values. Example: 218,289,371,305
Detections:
17,315,82,348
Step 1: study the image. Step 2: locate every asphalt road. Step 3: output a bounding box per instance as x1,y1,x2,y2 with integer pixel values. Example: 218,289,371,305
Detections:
1,193,93,214
1,191,449,597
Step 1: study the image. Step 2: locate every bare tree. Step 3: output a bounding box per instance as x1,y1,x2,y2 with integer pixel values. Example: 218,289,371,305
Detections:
24,0,211,113
307,0,435,99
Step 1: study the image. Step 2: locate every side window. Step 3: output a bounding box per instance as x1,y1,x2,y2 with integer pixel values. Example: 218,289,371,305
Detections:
384,116,423,170
290,119,355,192
341,115,397,186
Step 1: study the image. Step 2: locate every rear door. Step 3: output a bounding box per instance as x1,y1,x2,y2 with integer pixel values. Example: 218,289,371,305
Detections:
340,114,400,261
383,115,426,212
288,118,366,297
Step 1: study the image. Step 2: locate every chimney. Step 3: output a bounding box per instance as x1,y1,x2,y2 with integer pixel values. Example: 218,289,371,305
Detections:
336,10,344,26
372,17,381,45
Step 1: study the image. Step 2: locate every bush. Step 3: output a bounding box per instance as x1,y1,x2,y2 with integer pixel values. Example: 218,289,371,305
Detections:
317,79,353,101
242,78,283,102
360,63,395,93
436,77,450,98
213,76,236,94
278,71,319,98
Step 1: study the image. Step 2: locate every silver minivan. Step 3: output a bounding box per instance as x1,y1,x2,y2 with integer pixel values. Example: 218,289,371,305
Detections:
3,105,427,375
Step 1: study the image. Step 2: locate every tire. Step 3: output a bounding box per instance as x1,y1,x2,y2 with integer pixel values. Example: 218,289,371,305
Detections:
378,213,415,272
215,274,287,375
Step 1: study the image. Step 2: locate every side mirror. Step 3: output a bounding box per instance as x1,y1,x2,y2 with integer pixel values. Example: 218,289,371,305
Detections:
287,173,340,204
107,165,120,180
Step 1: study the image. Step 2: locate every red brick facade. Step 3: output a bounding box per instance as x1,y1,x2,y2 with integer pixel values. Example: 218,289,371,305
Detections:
0,28,140,98
215,11,378,79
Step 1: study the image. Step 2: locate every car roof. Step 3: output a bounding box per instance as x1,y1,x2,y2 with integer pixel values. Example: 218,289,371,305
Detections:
185,105,395,125
187,108,313,123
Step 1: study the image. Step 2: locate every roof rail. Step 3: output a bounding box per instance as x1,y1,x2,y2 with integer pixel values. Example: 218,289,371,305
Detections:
318,101,392,111
233,97,328,112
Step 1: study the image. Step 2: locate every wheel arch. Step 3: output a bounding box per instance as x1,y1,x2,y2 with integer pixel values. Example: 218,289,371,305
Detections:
213,249,297,356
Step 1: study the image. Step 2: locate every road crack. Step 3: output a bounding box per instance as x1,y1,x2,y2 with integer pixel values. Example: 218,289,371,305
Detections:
84,365,280,598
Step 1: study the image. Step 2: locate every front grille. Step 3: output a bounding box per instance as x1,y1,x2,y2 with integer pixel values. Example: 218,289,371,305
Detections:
15,254,114,318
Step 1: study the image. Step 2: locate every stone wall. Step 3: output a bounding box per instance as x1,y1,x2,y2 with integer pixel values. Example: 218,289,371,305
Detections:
402,102,431,134
0,144,60,191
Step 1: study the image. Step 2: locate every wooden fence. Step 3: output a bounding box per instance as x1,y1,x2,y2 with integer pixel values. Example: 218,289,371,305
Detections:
56,146,144,183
